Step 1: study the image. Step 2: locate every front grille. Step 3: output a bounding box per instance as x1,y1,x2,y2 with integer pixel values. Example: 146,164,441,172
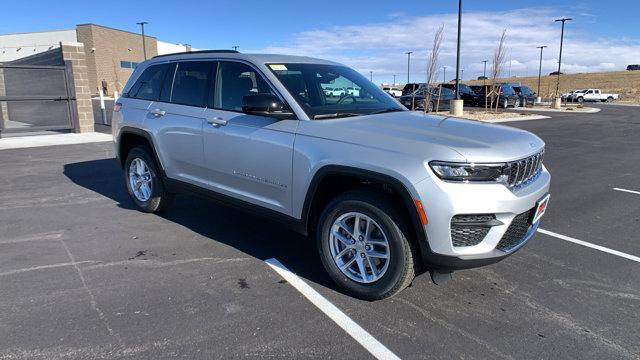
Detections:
451,214,495,247
506,150,544,188
496,209,533,251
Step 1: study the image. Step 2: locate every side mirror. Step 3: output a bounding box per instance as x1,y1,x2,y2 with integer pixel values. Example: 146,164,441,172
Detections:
241,93,295,120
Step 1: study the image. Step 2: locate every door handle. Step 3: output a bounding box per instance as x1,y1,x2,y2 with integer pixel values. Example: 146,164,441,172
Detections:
150,108,166,117
207,117,228,127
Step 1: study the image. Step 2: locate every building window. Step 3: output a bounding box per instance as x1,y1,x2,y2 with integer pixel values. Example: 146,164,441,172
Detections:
120,60,138,69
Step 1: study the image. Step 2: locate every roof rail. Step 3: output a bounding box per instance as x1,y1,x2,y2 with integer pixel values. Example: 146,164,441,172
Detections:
153,49,239,59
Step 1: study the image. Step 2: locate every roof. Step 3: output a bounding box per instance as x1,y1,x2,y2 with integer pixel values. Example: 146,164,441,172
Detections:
147,51,341,66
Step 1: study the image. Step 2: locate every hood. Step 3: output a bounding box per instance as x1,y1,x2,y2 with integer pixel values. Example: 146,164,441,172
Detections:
297,111,545,163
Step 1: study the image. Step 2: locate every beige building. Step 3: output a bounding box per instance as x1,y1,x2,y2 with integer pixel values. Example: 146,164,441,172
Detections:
1,24,194,95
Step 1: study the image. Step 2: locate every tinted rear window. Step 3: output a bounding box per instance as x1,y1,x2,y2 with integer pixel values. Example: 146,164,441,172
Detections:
128,64,170,101
171,61,213,107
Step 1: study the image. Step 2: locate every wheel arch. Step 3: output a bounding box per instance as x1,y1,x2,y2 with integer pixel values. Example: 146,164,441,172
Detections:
117,127,166,177
301,165,428,255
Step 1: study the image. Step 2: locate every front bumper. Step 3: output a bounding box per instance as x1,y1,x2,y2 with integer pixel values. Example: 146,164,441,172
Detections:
413,166,550,269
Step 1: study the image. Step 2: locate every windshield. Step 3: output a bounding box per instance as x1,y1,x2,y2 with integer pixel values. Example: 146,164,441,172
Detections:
268,63,404,119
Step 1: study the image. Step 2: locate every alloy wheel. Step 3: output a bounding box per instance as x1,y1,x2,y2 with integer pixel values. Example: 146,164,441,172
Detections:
128,158,153,202
329,212,390,283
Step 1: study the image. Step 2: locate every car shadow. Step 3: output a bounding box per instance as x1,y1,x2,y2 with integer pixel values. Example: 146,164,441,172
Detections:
63,159,336,291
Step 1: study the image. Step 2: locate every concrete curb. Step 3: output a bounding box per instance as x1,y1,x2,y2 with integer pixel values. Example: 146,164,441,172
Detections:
515,106,600,113
0,132,112,151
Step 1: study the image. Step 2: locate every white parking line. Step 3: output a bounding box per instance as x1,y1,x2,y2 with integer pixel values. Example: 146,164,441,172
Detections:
264,258,400,360
538,228,640,263
613,187,640,195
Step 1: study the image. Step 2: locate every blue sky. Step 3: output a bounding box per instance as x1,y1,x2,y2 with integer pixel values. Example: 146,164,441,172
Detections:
2,1,639,83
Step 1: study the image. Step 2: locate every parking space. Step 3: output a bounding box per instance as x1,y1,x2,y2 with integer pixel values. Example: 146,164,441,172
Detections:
0,105,639,359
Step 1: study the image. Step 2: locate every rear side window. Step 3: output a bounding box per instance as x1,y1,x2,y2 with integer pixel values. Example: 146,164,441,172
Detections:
171,61,214,107
214,61,274,111
128,64,170,101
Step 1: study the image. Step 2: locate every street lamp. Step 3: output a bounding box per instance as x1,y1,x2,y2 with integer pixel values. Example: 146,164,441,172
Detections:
482,60,488,87
393,74,396,85
232,45,239,51
536,45,547,101
461,68,464,81
405,51,413,83
554,17,572,98
136,22,148,60
443,66,447,83
454,0,462,100
369,71,373,82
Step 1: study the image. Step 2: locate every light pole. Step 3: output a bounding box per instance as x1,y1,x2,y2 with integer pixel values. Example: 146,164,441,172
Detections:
461,68,464,81
369,71,373,82
405,51,413,84
393,74,396,85
482,60,487,87
136,22,148,60
232,45,239,51
536,45,547,101
554,17,572,98
443,66,447,83
454,0,462,100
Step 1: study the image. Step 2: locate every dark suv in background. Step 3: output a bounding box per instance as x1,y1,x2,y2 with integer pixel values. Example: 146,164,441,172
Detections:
399,86,455,112
471,83,520,108
440,83,480,106
513,85,536,106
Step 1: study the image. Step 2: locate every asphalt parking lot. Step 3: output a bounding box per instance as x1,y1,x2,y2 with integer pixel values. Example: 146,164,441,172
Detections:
1,104,639,359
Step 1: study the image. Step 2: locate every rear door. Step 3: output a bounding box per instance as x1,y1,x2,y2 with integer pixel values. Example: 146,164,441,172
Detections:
145,61,214,186
122,63,170,127
201,60,297,215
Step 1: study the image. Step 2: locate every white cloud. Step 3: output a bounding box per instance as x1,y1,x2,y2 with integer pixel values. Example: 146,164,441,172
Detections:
248,7,640,83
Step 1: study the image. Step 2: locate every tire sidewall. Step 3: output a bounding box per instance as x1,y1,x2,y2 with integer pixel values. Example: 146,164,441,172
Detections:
124,147,164,212
317,196,411,300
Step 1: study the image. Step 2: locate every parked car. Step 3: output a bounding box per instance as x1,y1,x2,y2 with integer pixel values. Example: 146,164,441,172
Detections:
401,82,426,96
322,86,334,97
113,50,550,300
567,89,619,102
382,86,402,97
346,87,360,97
399,86,456,112
439,83,480,106
328,87,346,97
477,76,488,80
512,85,537,106
470,84,520,108
549,71,564,76
627,64,640,71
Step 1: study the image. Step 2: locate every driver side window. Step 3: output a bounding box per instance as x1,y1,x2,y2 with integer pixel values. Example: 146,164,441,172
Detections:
214,61,275,111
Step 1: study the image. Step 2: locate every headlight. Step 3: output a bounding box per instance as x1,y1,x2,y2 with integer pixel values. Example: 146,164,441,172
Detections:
428,161,509,184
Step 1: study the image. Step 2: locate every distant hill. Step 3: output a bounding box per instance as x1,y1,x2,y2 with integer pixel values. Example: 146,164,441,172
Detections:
466,70,640,104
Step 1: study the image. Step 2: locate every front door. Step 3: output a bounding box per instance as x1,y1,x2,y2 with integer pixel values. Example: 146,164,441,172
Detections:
202,61,297,215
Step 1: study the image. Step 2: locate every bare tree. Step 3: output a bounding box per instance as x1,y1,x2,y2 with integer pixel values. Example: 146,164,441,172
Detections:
489,29,508,111
424,25,445,114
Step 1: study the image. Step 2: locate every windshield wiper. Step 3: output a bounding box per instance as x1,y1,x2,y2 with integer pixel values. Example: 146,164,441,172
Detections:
370,108,404,115
313,113,361,119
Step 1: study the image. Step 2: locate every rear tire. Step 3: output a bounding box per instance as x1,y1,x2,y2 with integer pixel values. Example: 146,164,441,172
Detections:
503,98,508,109
427,101,434,113
606,96,614,102
577,97,584,103
124,146,173,213
316,190,416,300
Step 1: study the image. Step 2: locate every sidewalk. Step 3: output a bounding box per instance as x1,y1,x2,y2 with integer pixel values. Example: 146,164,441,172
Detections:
0,132,112,151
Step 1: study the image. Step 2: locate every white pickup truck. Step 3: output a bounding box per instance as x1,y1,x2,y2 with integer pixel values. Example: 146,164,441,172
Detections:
567,89,619,103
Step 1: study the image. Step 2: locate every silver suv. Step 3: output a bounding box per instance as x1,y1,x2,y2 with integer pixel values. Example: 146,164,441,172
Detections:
112,50,550,300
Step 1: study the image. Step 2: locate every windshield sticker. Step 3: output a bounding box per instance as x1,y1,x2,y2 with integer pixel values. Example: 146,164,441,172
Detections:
269,64,288,71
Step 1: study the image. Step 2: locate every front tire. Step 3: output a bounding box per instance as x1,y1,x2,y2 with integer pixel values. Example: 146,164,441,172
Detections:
124,146,173,213
503,98,509,109
317,190,416,300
